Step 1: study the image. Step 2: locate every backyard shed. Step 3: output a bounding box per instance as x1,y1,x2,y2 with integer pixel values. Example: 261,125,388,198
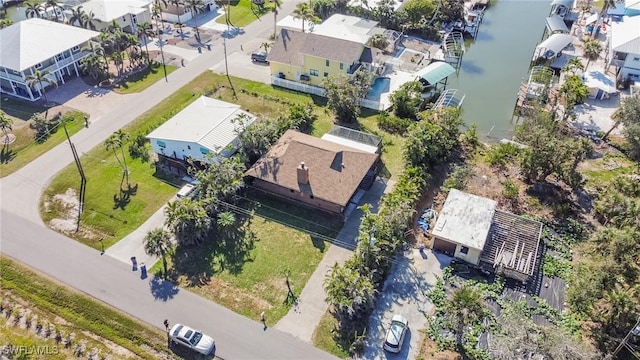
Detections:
583,70,617,99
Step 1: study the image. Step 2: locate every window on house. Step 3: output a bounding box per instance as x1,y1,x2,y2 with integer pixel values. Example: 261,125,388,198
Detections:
132,14,138,24
324,72,328,77
200,147,209,154
325,60,330,66
634,57,640,61
157,140,166,148
55,54,63,61
290,189,295,193
187,145,191,150
340,63,344,70
310,69,319,76
460,246,469,255
71,45,80,53
34,63,42,69
122,16,126,22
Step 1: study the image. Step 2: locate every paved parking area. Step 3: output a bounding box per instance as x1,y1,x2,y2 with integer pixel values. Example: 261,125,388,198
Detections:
210,51,272,85
360,250,451,360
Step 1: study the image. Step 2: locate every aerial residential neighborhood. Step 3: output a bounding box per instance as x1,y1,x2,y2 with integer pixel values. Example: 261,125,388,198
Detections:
1,0,640,359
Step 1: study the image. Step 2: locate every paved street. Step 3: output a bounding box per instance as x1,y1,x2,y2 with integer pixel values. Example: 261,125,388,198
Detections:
0,1,338,358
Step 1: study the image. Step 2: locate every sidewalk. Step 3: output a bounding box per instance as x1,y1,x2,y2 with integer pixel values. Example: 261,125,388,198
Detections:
275,178,395,342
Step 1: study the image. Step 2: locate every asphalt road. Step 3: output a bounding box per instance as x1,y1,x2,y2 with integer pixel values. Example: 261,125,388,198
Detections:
0,4,337,359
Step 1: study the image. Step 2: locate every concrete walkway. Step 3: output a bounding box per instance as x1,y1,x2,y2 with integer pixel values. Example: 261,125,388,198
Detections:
275,178,395,342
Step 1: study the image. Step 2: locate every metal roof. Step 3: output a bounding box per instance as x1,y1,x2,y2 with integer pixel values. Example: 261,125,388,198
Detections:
73,0,149,22
583,70,617,93
550,0,573,8
432,189,497,250
545,15,569,33
610,15,640,54
146,96,256,153
311,14,382,45
536,33,573,58
415,61,456,85
0,19,99,72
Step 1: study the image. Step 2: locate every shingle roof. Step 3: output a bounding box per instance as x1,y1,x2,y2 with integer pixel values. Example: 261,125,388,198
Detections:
0,18,99,72
268,29,364,67
246,130,379,207
146,96,256,153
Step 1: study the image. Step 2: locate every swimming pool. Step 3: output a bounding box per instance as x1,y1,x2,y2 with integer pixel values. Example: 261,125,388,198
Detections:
367,77,391,99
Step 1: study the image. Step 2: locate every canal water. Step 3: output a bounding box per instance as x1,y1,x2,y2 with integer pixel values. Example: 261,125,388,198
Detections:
446,0,551,141
2,3,27,23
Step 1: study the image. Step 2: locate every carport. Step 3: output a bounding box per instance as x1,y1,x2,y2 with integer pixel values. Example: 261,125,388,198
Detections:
583,70,617,100
545,15,569,34
534,34,573,59
415,61,457,93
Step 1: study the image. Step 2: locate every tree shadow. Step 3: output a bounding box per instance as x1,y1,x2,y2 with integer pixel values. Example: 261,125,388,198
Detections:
113,182,138,210
148,276,180,301
1,145,16,164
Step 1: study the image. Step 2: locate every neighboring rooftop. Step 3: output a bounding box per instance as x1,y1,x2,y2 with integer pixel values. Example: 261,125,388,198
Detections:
73,0,150,22
416,61,457,86
431,189,497,250
146,96,256,152
245,130,379,207
0,18,99,72
268,29,366,67
610,15,640,54
311,14,384,44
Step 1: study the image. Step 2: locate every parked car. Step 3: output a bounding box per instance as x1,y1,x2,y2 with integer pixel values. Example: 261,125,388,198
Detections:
383,314,409,353
169,323,215,355
176,183,198,199
251,51,268,63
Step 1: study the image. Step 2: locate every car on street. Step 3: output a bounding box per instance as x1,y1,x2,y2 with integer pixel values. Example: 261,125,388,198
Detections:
383,314,408,353
169,323,215,355
251,51,269,64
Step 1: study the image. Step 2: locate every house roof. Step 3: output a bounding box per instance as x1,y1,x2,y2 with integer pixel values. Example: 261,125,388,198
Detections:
550,0,573,8
416,61,457,85
610,16,640,54
245,130,379,207
146,96,256,153
545,15,569,33
583,70,617,93
625,0,640,14
74,0,149,22
431,189,497,250
311,14,383,45
0,18,99,72
268,29,365,67
536,33,573,58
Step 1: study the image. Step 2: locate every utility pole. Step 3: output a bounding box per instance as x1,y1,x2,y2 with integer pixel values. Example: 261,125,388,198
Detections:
61,116,86,232
158,30,168,82
612,316,640,359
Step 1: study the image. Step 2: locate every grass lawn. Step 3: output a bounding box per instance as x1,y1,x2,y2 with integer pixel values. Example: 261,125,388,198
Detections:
1,111,86,177
114,62,178,94
216,0,272,27
312,310,351,358
0,256,180,360
580,151,638,190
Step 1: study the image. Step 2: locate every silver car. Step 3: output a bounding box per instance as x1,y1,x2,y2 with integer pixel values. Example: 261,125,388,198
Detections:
383,314,409,353
169,323,215,355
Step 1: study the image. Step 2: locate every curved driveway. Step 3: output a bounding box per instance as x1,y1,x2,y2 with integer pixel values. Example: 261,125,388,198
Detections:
0,4,337,359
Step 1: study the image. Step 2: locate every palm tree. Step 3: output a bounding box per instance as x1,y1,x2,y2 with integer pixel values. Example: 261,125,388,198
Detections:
69,6,86,27
185,0,205,38
261,42,270,53
583,39,603,71
144,228,173,278
105,130,130,187
292,2,314,32
0,110,13,139
562,57,584,75
82,10,98,30
369,33,389,52
24,1,43,18
0,19,13,29
167,0,184,34
44,0,63,22
269,0,280,39
152,1,164,30
164,198,212,246
80,54,106,81
448,285,484,349
323,262,376,321
26,70,58,104
137,21,155,64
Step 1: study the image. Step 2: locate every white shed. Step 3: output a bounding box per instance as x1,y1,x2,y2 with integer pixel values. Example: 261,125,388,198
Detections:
146,96,256,163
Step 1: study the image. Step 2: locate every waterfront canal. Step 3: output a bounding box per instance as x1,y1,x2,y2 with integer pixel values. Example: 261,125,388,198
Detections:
447,0,551,141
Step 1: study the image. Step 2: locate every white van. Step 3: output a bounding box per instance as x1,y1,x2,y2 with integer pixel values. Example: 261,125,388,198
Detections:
177,184,198,199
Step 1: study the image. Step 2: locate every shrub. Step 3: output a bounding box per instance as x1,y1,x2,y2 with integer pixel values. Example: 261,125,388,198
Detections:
502,179,519,199
377,111,412,134
484,142,521,168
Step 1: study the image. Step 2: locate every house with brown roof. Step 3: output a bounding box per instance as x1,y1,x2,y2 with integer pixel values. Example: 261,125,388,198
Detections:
245,130,380,218
268,28,376,88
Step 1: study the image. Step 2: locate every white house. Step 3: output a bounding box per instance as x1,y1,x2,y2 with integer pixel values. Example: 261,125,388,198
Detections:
160,0,217,24
146,96,257,166
608,15,640,82
0,18,99,101
70,0,152,34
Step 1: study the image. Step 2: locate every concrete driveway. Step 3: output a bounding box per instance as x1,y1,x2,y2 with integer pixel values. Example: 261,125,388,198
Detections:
361,249,452,360
210,50,272,85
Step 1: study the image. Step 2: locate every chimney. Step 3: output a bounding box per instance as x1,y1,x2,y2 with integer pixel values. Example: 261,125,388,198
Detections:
297,161,309,184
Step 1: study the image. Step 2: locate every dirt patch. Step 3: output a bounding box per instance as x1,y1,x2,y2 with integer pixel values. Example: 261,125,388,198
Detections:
418,337,462,360
44,188,98,239
184,276,273,314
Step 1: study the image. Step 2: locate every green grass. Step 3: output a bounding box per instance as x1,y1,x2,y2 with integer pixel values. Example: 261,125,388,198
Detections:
216,0,272,27
0,256,175,360
581,152,637,189
1,111,86,177
312,310,351,359
114,62,178,94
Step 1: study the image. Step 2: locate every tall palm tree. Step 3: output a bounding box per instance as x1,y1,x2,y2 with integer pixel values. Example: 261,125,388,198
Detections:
24,1,43,18
105,130,130,187
185,0,205,38
26,70,58,104
164,198,212,246
80,53,106,81
583,39,603,71
167,0,184,34
292,2,314,32
144,228,173,278
562,57,584,75
270,0,280,40
82,10,98,30
152,0,164,30
137,21,155,64
0,110,13,139
448,285,484,349
69,6,86,27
